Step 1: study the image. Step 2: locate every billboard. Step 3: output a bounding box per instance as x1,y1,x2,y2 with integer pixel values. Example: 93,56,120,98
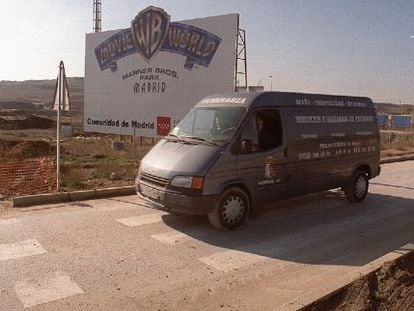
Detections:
84,6,239,136
376,115,388,128
390,115,412,129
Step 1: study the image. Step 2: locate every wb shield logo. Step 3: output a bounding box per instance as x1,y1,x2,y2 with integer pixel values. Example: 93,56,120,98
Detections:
95,6,222,71
131,6,170,62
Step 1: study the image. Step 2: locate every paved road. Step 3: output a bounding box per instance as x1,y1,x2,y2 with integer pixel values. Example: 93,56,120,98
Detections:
1,161,413,311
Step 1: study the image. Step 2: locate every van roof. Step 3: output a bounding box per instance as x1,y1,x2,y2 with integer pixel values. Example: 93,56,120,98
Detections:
196,91,374,110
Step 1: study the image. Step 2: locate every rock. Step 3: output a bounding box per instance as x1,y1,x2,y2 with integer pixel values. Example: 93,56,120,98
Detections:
111,141,126,151
92,154,106,159
110,172,121,180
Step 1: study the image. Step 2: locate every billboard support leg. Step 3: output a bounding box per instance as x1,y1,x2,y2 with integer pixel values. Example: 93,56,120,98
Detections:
235,28,248,91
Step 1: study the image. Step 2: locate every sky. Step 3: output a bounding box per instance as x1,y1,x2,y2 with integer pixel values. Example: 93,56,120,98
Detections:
1,0,413,104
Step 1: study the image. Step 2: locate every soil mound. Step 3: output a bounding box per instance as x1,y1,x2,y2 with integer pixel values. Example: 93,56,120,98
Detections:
5,141,51,158
0,140,18,153
301,251,414,310
0,114,54,130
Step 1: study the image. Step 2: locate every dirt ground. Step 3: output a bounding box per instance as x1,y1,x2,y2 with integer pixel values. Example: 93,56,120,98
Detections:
301,251,414,311
0,140,52,160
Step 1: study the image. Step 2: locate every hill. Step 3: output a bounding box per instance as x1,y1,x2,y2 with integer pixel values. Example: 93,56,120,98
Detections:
0,78,412,117
374,102,414,116
0,78,84,116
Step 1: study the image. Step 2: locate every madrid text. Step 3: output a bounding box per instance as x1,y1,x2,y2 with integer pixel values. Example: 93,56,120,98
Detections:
86,118,154,129
123,67,178,94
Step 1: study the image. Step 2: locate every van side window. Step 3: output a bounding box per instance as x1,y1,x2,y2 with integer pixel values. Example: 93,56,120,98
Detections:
240,109,283,153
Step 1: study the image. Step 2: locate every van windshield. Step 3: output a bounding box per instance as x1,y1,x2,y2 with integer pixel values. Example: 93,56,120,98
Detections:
170,106,246,145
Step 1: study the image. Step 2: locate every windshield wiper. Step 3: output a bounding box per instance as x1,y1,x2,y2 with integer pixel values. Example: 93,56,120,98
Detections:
181,136,219,146
166,133,187,143
166,133,198,145
167,133,181,139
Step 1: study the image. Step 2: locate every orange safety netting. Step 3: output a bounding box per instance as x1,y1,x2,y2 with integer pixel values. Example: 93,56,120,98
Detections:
0,157,56,196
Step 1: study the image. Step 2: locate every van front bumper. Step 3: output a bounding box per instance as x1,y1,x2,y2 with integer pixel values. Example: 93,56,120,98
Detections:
137,182,217,215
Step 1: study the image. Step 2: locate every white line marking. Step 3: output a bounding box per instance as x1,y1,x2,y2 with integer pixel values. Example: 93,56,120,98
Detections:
199,249,268,272
151,227,210,245
151,231,188,245
0,239,46,261
15,273,84,308
117,212,167,227
0,218,19,225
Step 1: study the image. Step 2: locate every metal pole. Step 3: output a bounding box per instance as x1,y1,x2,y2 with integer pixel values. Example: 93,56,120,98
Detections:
269,75,273,91
243,29,247,89
57,62,63,191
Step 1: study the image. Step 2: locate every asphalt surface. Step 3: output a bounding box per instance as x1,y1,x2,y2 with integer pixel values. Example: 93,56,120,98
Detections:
0,161,413,311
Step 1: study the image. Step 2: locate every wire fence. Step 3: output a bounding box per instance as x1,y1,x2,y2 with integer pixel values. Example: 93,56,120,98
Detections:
0,157,56,196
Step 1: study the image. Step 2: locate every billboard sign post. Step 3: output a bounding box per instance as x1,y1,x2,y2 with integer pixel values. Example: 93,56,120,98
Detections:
85,6,239,137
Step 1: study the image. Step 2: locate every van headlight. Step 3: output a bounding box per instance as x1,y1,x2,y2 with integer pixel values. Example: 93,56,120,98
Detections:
170,176,204,190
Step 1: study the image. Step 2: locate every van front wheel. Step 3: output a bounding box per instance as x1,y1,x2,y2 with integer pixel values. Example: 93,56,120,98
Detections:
208,187,250,231
345,170,369,203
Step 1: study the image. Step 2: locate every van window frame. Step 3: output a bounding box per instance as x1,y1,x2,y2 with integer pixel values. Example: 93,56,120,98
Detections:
234,107,284,155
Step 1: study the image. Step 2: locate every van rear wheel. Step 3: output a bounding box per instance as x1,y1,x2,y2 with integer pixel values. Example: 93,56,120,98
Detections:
345,170,369,203
208,187,250,231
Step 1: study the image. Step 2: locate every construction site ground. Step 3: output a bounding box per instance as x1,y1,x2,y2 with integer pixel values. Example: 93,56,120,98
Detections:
0,160,413,310
0,111,414,310
301,249,414,311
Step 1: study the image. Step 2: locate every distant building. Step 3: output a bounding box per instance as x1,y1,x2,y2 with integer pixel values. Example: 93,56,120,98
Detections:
236,86,264,92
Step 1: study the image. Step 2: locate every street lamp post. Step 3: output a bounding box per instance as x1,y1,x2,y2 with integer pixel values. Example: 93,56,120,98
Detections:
399,100,404,115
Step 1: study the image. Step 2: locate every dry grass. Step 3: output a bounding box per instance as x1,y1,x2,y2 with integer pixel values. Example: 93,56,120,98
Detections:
58,137,153,191
0,129,55,141
380,130,414,151
62,138,149,159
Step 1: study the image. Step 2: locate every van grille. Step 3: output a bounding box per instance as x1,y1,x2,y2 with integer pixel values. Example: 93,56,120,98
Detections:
140,172,169,187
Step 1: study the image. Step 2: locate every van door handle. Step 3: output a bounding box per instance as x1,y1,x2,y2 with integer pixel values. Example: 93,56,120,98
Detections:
285,174,290,183
284,148,288,157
